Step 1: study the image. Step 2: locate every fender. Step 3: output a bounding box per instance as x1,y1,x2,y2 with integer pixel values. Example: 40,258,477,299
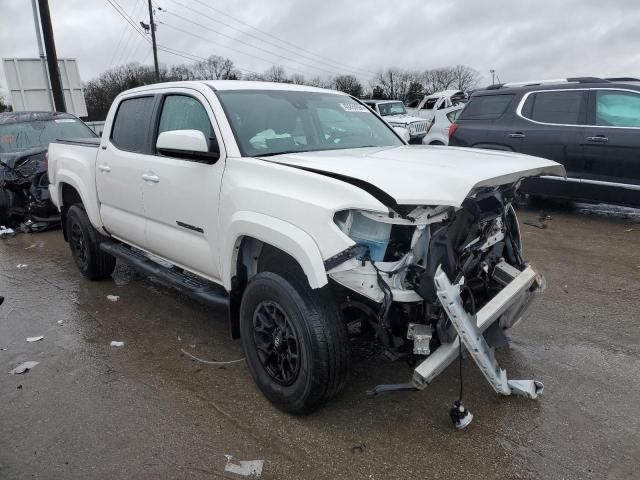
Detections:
223,211,328,291
53,171,106,235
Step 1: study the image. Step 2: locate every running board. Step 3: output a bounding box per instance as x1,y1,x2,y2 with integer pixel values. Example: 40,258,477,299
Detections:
100,242,229,309
412,265,543,399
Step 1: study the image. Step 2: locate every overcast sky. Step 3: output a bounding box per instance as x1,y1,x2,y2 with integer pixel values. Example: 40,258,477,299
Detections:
1,0,639,96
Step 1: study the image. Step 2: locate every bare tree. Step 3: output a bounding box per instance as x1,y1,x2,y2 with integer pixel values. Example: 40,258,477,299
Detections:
373,69,420,101
333,75,363,97
423,65,480,94
0,95,11,113
192,55,239,80
450,65,480,91
290,73,306,84
305,76,333,89
263,65,289,83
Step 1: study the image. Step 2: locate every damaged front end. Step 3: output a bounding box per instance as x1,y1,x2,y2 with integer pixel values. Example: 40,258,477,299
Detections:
326,183,544,399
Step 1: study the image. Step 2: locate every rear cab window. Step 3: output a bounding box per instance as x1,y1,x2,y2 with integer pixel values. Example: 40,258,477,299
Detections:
520,90,587,125
458,94,514,120
110,96,155,152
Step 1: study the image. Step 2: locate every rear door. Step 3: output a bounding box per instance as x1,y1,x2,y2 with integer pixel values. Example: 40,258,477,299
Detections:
139,89,226,281
515,89,587,176
96,95,156,247
452,93,515,148
581,88,640,186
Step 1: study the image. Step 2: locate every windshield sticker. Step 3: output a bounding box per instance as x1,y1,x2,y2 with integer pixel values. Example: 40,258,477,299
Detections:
54,119,77,123
339,102,369,113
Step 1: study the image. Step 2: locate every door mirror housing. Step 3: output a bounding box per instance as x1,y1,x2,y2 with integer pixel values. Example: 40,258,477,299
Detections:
156,129,220,163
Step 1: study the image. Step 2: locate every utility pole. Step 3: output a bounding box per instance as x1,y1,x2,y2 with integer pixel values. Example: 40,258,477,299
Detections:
30,0,54,110
147,0,159,82
37,0,66,112
490,69,495,86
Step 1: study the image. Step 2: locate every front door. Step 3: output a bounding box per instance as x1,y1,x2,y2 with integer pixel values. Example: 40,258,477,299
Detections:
139,90,225,281
96,95,156,247
581,89,640,187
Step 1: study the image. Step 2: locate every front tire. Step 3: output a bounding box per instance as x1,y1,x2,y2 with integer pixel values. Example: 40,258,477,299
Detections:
239,272,349,414
66,205,116,280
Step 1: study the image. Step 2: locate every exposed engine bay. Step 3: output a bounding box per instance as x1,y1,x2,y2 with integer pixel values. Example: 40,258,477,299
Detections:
328,185,531,357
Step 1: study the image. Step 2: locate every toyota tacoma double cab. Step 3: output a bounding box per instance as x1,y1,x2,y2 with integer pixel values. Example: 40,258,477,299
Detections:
48,81,564,417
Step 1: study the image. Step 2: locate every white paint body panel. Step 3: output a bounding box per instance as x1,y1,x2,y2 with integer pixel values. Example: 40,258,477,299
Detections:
48,80,565,294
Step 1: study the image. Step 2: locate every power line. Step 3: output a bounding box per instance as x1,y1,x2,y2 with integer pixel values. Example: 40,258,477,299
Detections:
166,0,375,78
161,22,317,79
162,9,353,78
156,44,260,76
182,0,377,76
122,0,147,64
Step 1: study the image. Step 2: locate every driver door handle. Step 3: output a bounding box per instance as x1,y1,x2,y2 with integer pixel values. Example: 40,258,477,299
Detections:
97,164,111,173
587,135,609,143
509,132,526,138
142,172,160,183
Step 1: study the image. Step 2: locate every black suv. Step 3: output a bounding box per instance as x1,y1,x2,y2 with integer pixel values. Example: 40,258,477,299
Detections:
449,78,640,205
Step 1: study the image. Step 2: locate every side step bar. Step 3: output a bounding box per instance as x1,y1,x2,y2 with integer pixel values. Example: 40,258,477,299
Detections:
413,264,543,399
100,242,229,309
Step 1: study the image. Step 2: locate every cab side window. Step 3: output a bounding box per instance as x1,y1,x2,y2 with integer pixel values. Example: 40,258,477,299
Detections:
595,90,640,127
157,95,214,142
111,96,155,152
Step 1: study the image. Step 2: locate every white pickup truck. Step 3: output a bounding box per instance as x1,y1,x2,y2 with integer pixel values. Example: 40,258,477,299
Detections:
48,81,564,419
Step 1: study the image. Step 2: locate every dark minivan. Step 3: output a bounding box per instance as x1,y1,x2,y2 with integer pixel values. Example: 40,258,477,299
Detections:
449,78,640,205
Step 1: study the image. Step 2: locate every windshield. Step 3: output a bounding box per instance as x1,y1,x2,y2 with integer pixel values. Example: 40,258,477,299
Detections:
378,102,407,116
216,90,404,157
0,117,96,154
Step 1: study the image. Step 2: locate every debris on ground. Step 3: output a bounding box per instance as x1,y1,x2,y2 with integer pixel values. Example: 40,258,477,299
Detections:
106,295,120,302
562,284,569,294
224,455,263,478
17,384,22,389
110,341,125,347
57,320,64,325
9,361,40,374
24,244,36,250
624,228,633,233
524,220,548,229
0,226,16,238
350,443,366,454
180,349,245,366
26,336,44,343
16,264,28,269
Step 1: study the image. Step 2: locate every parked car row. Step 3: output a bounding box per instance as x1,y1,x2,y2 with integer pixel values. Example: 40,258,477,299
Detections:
448,77,640,205
366,77,639,205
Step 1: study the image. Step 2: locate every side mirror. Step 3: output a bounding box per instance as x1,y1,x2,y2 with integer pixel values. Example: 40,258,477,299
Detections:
393,126,411,143
156,129,220,163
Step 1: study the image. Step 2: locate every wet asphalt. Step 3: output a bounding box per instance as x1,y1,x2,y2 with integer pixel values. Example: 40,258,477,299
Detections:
0,202,639,480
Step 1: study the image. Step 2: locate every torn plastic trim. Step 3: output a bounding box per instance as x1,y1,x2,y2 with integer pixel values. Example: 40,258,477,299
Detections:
256,157,400,211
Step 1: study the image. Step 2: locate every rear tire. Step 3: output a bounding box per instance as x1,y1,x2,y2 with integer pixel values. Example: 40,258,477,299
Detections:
239,272,349,414
66,205,116,280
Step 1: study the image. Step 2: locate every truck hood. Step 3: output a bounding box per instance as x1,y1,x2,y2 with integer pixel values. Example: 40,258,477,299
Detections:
381,114,426,125
258,145,565,208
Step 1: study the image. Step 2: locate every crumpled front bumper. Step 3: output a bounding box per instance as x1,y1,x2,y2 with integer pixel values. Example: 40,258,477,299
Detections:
412,263,545,399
